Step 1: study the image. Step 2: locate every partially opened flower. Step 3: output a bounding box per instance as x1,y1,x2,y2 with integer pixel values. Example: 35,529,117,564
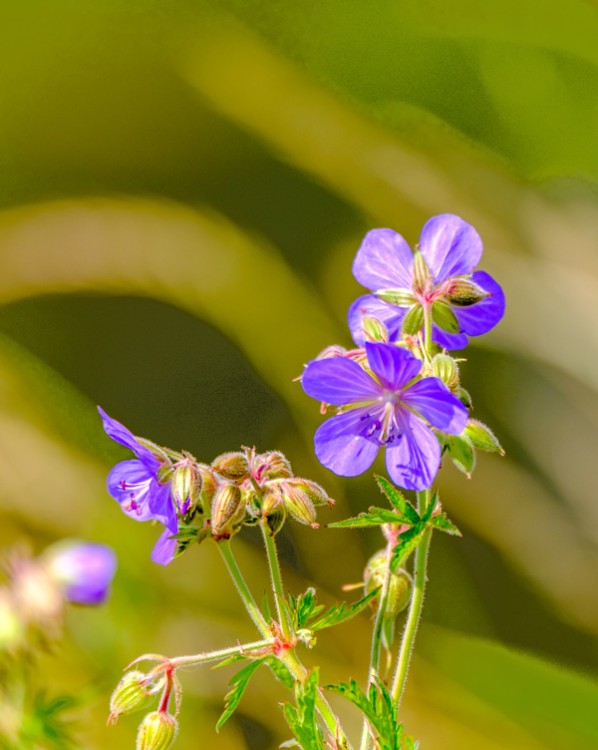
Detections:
43,540,117,606
99,407,178,565
302,342,468,490
349,214,505,350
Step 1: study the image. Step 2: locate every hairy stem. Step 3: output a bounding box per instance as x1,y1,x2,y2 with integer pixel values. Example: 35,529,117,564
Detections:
218,541,270,637
260,521,293,640
168,639,275,669
390,490,432,707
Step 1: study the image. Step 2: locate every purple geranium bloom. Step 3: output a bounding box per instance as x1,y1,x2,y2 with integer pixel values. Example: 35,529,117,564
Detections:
302,342,468,490
44,540,117,605
99,407,178,565
349,215,505,350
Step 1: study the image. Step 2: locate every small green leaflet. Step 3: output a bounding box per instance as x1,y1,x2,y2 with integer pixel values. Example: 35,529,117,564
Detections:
430,512,461,536
290,587,325,629
375,475,420,524
283,669,326,750
390,525,425,572
446,434,476,477
328,507,412,529
216,659,266,731
307,588,379,632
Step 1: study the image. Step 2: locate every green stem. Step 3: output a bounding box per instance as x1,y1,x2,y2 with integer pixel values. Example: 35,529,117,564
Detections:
390,490,432,707
260,520,293,640
359,538,393,750
169,639,274,669
218,541,269,637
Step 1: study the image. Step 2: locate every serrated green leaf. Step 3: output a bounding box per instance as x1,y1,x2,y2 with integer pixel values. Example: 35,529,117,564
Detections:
391,525,425,572
265,657,295,689
403,737,420,750
216,658,266,731
421,491,439,523
293,587,324,629
329,506,411,529
375,475,420,523
447,434,476,476
308,587,379,632
283,669,326,750
430,512,462,536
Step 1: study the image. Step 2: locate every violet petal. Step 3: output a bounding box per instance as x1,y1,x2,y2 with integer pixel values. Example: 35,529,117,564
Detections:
353,229,413,290
419,214,482,283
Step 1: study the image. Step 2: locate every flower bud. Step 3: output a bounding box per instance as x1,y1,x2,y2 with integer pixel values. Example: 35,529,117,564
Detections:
401,304,424,336
445,278,490,307
431,353,460,391
136,711,178,750
265,508,287,536
361,314,389,343
171,461,203,515
137,439,174,466
197,464,218,507
376,288,416,307
464,419,504,455
277,480,318,527
252,451,293,482
364,551,412,618
412,250,430,293
286,478,334,508
211,452,250,482
211,483,245,537
108,671,154,725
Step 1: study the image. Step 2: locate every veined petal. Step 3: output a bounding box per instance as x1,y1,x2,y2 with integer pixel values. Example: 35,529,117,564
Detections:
151,528,177,566
314,409,380,477
432,326,469,351
98,406,158,468
365,342,421,390
453,271,505,336
353,229,413,290
302,356,380,405
419,215,482,283
107,460,156,522
148,482,179,533
348,294,405,346
402,378,468,434
385,414,441,490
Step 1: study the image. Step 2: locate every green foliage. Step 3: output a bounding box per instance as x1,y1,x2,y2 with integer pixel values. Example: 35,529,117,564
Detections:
375,476,420,524
445,435,476,477
326,679,418,750
390,525,426,573
289,586,379,633
1,693,79,750
216,659,266,731
328,507,414,529
282,669,326,750
430,513,462,537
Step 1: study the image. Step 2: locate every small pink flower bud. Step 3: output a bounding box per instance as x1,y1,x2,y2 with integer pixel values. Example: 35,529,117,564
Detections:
171,461,203,514
211,452,250,482
211,483,245,538
136,711,178,750
108,670,154,725
445,278,490,307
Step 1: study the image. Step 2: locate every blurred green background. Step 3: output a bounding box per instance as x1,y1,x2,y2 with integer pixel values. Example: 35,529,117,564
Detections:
1,1,598,748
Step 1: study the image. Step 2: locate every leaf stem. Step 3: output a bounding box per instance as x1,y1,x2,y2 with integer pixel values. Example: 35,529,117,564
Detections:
218,540,270,637
168,639,275,669
389,490,432,707
260,520,293,640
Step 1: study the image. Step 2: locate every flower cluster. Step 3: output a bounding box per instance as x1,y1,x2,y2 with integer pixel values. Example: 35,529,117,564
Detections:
302,214,505,490
99,411,334,564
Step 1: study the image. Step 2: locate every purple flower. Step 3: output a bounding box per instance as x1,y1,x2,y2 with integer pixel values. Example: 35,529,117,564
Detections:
99,407,178,565
44,540,117,605
349,215,505,350
302,343,468,490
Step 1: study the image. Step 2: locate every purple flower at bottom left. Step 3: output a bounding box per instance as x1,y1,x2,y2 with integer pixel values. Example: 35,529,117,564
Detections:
99,407,179,565
44,540,117,606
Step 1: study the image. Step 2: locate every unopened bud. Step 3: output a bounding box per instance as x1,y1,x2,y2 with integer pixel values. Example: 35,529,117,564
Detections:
278,481,318,527
412,250,430,292
286,478,334,508
211,452,250,482
446,278,490,307
401,304,424,336
137,439,173,466
431,353,460,390
265,508,287,536
109,671,154,725
171,462,203,515
136,711,178,750
375,288,416,307
252,451,293,482
432,301,460,333
197,465,218,506
211,484,245,537
457,387,473,408
364,551,412,618
464,419,504,455
361,315,389,343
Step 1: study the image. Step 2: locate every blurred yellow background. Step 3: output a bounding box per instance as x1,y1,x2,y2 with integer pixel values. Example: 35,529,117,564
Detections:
0,1,597,748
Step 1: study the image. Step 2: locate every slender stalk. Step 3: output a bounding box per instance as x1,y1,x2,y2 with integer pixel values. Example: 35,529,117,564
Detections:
218,540,269,637
169,639,275,669
260,520,293,640
390,491,432,706
359,538,393,750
